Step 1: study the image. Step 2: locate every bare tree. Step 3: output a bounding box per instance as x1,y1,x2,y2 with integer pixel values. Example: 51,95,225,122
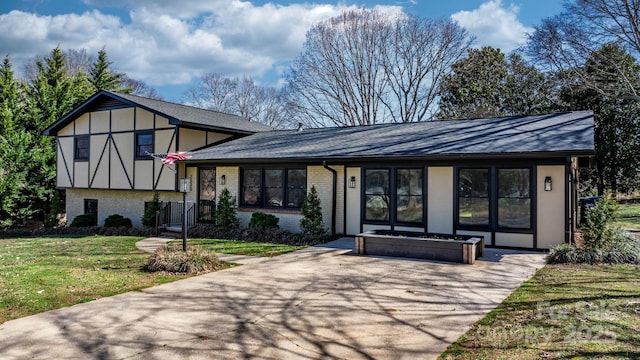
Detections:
527,0,640,98
183,73,291,128
121,77,162,99
381,16,471,122
286,9,471,127
286,9,391,127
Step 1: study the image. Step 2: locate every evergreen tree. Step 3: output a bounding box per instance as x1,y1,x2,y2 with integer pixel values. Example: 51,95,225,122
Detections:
89,47,130,92
300,185,326,235
215,188,239,228
0,55,21,137
437,47,554,119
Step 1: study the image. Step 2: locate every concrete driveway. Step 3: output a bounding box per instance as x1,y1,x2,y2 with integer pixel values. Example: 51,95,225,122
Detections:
0,238,546,359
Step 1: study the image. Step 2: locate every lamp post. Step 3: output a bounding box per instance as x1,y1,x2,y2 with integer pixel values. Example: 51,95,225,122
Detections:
179,178,191,251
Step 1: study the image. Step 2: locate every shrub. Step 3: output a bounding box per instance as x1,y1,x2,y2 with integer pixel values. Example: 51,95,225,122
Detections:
300,185,326,235
215,188,239,228
144,244,223,274
70,213,97,227
248,212,279,229
141,192,161,227
103,214,133,228
582,197,619,250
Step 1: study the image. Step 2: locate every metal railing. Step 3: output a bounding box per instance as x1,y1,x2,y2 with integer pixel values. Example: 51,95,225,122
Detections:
156,201,197,232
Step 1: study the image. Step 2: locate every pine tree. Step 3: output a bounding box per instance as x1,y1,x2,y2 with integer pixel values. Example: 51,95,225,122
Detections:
300,185,326,235
0,55,20,137
215,188,239,228
89,47,130,92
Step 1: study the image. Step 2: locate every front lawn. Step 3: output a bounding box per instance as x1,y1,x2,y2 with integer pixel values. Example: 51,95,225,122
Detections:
185,238,306,257
440,264,640,359
0,236,307,324
615,202,640,230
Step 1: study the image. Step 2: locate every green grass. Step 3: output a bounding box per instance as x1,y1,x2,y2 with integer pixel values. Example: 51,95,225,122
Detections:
440,264,640,360
0,236,190,324
615,202,640,230
183,238,307,257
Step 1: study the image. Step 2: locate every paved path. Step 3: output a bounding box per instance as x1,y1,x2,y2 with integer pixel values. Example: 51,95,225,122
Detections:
0,238,546,359
135,237,270,265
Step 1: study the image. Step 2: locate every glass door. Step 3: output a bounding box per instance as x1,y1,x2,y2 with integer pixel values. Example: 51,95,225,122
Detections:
198,168,216,223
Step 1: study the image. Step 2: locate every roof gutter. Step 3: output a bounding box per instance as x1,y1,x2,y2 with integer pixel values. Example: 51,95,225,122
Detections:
322,161,337,237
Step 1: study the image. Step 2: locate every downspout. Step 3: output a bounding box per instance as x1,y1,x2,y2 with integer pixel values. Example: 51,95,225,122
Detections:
323,161,337,236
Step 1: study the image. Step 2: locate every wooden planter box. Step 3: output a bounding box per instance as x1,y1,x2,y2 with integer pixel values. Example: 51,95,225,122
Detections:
355,230,484,264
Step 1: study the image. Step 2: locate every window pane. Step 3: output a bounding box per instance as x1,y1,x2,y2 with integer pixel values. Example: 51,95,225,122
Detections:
498,168,531,229
75,136,89,160
498,198,531,228
458,169,489,226
136,133,153,157
264,169,283,207
242,169,261,206
365,169,389,221
499,169,530,197
459,169,488,197
397,169,423,223
459,198,489,225
286,169,306,208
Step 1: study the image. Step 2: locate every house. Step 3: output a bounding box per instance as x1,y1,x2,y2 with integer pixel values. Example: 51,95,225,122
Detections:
45,90,595,250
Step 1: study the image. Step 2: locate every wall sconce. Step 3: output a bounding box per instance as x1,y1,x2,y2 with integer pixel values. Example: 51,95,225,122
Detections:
544,176,552,191
348,176,356,188
220,174,226,186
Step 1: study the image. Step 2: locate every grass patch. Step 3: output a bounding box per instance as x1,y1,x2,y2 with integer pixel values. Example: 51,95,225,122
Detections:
0,236,190,324
182,238,307,257
440,264,640,359
615,202,640,230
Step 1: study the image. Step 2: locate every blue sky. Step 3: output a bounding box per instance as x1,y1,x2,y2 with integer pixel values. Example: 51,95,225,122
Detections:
0,0,564,101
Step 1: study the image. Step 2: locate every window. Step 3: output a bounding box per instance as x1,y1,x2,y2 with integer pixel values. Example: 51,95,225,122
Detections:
498,169,531,229
241,167,306,209
365,169,390,221
458,169,489,226
135,131,153,159
242,169,261,206
456,167,532,231
84,199,98,219
363,168,424,225
75,135,89,161
286,169,307,208
396,169,423,223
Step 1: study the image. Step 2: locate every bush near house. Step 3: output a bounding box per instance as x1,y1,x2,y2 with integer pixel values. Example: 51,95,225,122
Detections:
548,197,640,264
248,212,279,229
300,185,326,235
215,188,240,228
141,192,161,227
69,213,97,227
103,214,133,228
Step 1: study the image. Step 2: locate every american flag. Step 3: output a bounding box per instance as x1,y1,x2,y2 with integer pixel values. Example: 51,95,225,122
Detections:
162,152,192,165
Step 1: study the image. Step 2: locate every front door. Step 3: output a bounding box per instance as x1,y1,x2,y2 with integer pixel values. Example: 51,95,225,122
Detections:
198,168,216,223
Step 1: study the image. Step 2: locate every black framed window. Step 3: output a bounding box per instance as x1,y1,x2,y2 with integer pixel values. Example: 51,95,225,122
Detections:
458,169,490,226
363,168,425,225
498,169,531,229
286,169,307,208
84,199,98,224
241,167,306,209
364,169,390,222
242,169,262,206
265,169,284,207
396,169,423,223
456,167,533,231
74,135,89,161
135,131,153,159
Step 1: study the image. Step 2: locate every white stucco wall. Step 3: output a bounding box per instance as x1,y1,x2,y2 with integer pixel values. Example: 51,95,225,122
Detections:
66,189,183,228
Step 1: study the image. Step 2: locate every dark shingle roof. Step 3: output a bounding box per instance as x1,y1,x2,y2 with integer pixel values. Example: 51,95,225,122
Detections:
43,90,272,135
186,111,594,162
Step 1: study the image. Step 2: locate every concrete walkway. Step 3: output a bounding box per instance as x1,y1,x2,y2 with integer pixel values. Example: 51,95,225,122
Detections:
135,237,270,265
0,238,546,359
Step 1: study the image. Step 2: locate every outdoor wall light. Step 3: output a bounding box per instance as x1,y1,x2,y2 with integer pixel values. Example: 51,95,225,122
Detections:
220,174,226,185
349,176,357,188
544,176,552,191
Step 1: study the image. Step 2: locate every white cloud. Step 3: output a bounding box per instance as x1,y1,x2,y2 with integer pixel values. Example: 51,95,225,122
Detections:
451,0,533,53
0,2,403,99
